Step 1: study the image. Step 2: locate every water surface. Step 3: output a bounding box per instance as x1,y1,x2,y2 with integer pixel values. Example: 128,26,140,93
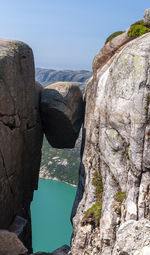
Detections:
31,178,76,253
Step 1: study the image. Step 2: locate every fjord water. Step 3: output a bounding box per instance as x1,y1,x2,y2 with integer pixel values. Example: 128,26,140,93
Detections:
31,178,77,253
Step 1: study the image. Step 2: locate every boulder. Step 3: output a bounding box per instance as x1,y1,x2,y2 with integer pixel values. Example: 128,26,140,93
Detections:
0,230,28,255
40,82,84,148
0,39,43,251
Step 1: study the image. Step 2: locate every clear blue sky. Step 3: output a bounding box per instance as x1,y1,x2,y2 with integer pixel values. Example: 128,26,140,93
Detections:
0,0,149,70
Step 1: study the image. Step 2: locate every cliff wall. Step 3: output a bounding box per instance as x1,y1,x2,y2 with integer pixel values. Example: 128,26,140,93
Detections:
70,32,150,255
0,39,43,252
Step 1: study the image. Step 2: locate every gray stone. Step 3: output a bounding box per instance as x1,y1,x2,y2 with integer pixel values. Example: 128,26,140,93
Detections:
113,219,150,255
40,82,84,148
144,8,150,26
0,39,43,251
70,33,150,254
0,230,28,255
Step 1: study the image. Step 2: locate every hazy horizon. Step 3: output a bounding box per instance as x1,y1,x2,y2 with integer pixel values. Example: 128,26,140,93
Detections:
1,0,150,70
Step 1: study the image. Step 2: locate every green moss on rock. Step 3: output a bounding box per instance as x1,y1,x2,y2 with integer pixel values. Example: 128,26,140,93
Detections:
113,192,126,215
81,202,102,227
115,192,126,203
128,24,149,38
92,170,103,201
81,170,103,228
105,31,125,44
131,20,145,26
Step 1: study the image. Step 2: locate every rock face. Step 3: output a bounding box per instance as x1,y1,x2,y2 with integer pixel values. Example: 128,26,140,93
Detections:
92,30,131,81
70,33,150,254
40,82,84,148
0,230,28,255
144,8,150,26
0,39,43,251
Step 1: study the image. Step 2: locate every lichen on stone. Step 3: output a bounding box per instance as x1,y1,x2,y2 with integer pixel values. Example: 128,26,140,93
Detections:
105,31,125,44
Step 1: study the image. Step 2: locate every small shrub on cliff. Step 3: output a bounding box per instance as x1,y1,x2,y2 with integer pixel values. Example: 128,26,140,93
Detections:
128,24,149,38
81,170,103,228
113,191,126,215
105,31,125,44
131,19,145,26
81,202,102,227
92,170,103,201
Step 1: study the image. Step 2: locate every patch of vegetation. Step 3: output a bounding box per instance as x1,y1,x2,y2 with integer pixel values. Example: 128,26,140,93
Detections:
113,191,126,215
92,170,103,201
81,170,103,228
128,24,149,38
81,202,102,227
131,20,145,26
105,31,125,44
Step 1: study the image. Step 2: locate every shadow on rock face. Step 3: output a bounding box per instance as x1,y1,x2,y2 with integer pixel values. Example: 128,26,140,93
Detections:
40,82,84,149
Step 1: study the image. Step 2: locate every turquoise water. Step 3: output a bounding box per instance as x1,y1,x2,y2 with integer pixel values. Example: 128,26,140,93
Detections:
31,178,77,253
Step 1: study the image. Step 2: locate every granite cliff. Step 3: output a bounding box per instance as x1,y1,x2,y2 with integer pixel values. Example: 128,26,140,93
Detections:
70,10,150,255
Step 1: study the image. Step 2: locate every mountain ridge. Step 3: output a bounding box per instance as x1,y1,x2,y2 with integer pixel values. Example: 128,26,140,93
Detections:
35,67,92,88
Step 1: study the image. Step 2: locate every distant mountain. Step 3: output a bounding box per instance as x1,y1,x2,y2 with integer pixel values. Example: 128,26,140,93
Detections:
35,67,92,89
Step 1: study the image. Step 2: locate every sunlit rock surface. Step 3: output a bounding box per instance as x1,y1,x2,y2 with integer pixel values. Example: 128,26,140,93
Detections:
70,33,150,255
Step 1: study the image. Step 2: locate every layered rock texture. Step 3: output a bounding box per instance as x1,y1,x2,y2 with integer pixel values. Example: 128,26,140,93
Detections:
41,82,84,148
0,39,43,252
70,32,150,254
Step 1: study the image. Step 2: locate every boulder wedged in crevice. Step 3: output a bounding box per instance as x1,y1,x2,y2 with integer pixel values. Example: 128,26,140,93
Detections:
40,82,84,148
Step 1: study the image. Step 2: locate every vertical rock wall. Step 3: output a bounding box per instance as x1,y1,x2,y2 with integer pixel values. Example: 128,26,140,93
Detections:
70,33,150,255
0,39,43,252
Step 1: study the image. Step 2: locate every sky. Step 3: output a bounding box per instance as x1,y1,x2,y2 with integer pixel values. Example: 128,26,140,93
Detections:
0,0,150,71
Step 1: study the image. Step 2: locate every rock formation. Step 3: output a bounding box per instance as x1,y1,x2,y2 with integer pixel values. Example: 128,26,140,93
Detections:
0,39,43,252
70,31,150,254
144,8,150,26
0,230,28,255
0,39,83,254
40,82,84,148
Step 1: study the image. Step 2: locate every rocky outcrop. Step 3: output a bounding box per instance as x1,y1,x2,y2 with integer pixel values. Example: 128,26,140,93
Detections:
40,82,84,148
113,219,150,255
92,30,131,81
144,8,150,26
0,230,28,255
70,32,150,254
0,39,43,252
